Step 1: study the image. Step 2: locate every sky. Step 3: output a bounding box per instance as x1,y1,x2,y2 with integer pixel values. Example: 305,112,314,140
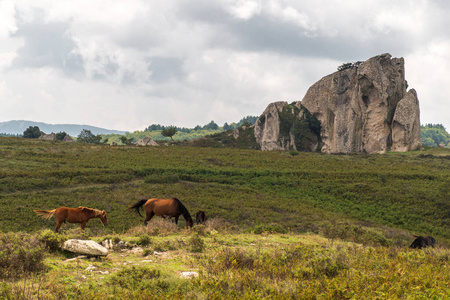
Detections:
0,0,449,132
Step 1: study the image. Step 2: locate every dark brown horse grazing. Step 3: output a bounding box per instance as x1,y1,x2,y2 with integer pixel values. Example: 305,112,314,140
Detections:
34,206,108,233
195,210,208,224
129,198,193,228
410,235,437,249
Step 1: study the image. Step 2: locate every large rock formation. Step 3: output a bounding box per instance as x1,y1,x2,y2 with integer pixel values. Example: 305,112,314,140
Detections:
254,53,422,154
254,101,320,151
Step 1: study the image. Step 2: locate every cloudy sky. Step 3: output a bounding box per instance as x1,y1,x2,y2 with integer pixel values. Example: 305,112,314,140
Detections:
0,0,449,132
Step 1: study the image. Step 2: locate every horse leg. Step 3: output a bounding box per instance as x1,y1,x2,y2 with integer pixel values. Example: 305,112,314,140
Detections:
174,216,179,225
80,221,87,231
55,220,63,233
144,212,155,226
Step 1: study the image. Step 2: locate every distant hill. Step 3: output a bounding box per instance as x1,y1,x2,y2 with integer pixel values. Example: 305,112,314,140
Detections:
0,120,126,137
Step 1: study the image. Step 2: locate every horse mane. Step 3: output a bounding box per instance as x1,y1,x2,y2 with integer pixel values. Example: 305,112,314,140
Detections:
172,198,192,222
78,206,103,217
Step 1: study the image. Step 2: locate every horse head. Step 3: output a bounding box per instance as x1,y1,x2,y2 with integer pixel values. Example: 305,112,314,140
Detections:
186,217,193,228
99,210,108,226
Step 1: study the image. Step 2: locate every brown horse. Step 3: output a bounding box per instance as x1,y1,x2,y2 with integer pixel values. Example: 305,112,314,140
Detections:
195,210,208,224
34,206,108,233
129,198,193,228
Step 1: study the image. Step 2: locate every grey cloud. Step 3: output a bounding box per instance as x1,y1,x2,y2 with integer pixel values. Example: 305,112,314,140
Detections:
179,1,418,61
11,9,84,75
147,56,185,83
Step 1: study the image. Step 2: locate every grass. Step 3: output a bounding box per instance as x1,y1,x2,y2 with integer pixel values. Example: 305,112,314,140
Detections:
0,136,449,298
1,137,448,242
0,226,449,299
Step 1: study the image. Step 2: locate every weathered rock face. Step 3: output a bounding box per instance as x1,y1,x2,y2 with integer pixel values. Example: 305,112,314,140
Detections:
254,101,321,151
300,53,421,154
254,53,422,154
62,239,108,256
254,101,287,151
391,89,421,152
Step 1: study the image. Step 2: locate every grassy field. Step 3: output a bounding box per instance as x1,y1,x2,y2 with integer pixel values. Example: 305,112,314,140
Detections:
0,137,449,299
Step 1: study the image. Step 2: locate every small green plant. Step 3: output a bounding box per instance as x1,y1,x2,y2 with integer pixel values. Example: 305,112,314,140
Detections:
136,234,152,246
188,233,205,252
252,224,287,234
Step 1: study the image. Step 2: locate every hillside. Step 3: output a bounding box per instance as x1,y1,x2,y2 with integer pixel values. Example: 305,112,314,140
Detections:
0,137,449,243
0,120,126,136
0,137,449,299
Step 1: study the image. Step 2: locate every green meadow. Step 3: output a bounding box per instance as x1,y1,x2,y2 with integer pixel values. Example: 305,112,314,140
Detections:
0,137,449,299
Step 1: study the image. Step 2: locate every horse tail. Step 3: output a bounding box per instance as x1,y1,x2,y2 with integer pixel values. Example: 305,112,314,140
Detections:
34,209,56,220
129,199,148,217
173,198,193,227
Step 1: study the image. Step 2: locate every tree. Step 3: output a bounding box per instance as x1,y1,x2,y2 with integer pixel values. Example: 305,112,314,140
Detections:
120,136,134,145
223,122,233,131
161,126,177,141
23,126,42,139
421,124,450,147
203,121,219,130
55,132,67,141
77,129,102,144
237,116,258,127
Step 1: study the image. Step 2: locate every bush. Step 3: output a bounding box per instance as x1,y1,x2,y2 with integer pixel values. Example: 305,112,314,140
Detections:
320,221,391,246
136,234,152,247
188,233,204,252
0,232,46,278
251,224,287,234
38,229,67,252
109,266,161,289
127,218,178,236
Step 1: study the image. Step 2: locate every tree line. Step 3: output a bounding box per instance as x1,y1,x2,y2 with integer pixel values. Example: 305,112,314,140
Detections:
144,116,258,133
421,124,450,148
12,121,450,148
17,116,259,144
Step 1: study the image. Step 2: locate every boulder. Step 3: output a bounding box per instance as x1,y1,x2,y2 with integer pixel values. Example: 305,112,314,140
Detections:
62,239,108,256
180,271,199,279
136,136,159,146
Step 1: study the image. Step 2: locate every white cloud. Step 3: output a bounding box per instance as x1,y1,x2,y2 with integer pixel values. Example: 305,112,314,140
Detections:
0,0,449,132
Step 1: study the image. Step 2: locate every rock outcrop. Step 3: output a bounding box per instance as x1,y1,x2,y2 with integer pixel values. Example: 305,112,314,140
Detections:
63,134,75,143
136,137,159,146
62,239,108,256
39,132,56,141
391,89,422,152
254,53,422,154
254,101,320,151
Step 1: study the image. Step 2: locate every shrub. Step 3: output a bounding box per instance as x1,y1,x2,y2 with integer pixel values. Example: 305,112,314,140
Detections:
251,224,287,234
127,218,178,236
188,233,204,252
136,234,152,247
0,232,46,278
38,229,67,252
320,221,391,246
109,266,161,289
